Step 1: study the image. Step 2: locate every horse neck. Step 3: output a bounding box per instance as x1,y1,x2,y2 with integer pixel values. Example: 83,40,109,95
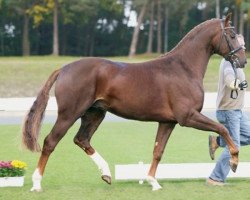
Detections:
165,20,218,79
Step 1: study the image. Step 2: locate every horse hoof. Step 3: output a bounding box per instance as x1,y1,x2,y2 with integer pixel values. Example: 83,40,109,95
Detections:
102,175,112,185
229,160,238,173
146,176,162,191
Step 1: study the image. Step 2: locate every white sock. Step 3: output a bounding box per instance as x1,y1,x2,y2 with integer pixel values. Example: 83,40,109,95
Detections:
90,151,111,177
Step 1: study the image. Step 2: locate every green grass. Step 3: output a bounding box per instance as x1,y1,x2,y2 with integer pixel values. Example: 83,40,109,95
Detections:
0,56,80,97
1,122,250,200
1,54,250,97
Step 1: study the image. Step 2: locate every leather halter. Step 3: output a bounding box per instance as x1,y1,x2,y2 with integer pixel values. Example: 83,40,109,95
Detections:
216,20,246,99
216,20,243,68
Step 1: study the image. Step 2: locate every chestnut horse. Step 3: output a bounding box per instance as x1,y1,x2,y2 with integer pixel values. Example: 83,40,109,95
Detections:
22,14,246,191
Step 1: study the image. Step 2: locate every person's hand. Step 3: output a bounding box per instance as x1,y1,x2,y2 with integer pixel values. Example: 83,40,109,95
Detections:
229,79,240,90
239,80,248,90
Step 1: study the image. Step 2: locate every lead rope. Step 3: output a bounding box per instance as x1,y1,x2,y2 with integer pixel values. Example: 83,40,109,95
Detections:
230,63,238,99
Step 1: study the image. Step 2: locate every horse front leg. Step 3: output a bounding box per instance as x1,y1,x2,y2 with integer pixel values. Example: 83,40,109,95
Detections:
178,110,239,172
147,122,176,191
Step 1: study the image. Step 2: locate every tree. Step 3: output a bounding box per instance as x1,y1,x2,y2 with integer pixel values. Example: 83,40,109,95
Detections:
146,0,154,54
237,0,250,49
156,0,162,53
164,6,169,52
236,0,245,34
27,0,58,55
6,0,35,56
129,0,151,58
59,0,124,56
161,0,200,51
2,0,249,57
22,11,30,56
216,0,220,18
52,0,59,55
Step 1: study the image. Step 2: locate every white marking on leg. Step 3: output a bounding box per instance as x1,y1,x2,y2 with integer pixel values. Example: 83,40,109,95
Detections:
90,151,111,177
146,175,162,191
30,168,43,192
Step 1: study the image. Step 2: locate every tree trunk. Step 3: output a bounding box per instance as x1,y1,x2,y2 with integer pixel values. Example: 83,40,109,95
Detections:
233,6,238,32
89,33,95,56
164,6,169,52
22,13,30,56
247,22,250,50
52,0,59,56
215,0,220,18
128,0,150,58
157,0,162,53
146,0,154,54
61,24,67,55
239,5,244,35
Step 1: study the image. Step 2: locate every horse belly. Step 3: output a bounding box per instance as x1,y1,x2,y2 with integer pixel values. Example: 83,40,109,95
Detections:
106,90,175,122
109,105,174,122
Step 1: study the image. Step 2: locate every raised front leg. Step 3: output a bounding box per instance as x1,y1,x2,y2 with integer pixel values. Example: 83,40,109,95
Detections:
177,110,239,172
147,122,176,191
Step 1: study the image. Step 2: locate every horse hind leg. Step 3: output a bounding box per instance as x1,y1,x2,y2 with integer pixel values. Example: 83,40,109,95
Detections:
178,110,239,172
31,112,77,192
73,107,112,184
147,122,176,191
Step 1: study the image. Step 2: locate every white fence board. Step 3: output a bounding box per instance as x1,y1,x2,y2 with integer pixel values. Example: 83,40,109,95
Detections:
115,162,250,181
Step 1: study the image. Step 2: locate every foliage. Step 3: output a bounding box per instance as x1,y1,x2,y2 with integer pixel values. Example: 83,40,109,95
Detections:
27,0,54,27
0,160,27,177
0,0,249,56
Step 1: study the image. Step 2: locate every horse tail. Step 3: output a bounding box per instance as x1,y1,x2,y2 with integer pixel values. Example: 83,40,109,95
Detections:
22,69,61,152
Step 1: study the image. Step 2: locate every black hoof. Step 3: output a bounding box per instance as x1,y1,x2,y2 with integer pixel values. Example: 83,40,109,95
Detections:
102,175,111,185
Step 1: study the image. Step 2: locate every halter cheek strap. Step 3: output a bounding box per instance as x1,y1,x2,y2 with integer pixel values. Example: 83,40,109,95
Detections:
217,20,243,63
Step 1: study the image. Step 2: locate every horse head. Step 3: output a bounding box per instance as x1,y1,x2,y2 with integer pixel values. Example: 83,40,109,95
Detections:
213,13,247,68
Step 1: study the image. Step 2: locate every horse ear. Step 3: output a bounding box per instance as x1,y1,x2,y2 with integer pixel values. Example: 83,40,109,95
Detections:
224,13,232,27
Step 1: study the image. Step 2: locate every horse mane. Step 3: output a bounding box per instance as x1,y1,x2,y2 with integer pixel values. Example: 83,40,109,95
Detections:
160,18,220,58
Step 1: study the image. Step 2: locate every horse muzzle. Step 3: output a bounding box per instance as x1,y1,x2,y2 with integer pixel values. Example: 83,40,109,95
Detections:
230,57,247,68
